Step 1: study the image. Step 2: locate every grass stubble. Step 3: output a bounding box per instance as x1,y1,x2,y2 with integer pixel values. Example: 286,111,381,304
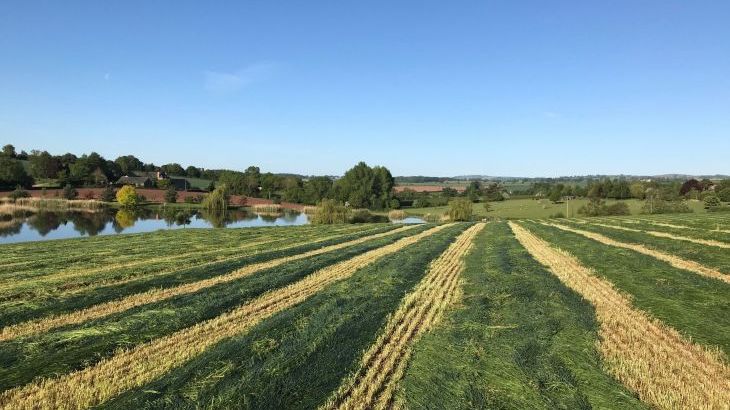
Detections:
509,222,730,409
324,223,485,410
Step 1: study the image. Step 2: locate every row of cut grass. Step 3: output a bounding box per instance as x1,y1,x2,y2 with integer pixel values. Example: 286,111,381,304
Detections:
99,224,468,409
584,217,730,243
398,222,645,409
511,222,729,409
0,224,391,299
0,224,452,409
0,225,418,342
326,223,485,409
0,224,365,279
555,220,730,276
0,225,400,328
0,225,429,393
521,221,730,356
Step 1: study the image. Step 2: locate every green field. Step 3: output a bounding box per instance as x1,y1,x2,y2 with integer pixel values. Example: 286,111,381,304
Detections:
403,197,708,219
0,213,728,409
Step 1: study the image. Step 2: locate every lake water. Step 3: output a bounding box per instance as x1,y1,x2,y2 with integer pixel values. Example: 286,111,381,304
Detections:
0,208,309,244
0,208,425,244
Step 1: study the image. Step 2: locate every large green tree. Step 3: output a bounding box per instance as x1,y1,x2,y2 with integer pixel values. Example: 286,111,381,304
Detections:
114,155,144,175
333,162,394,209
0,156,32,188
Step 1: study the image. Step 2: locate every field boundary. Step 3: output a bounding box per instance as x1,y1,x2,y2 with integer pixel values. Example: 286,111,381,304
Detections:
509,222,730,409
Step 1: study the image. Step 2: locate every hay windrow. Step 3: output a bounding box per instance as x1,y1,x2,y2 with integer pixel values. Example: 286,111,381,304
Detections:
324,223,485,410
509,222,730,410
0,224,451,410
0,225,418,342
588,222,730,249
541,222,730,284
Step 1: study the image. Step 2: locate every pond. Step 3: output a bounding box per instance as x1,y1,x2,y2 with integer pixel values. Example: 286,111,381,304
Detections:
0,207,310,244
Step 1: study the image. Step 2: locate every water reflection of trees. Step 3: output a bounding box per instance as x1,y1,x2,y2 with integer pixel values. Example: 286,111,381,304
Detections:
0,218,23,237
0,207,309,240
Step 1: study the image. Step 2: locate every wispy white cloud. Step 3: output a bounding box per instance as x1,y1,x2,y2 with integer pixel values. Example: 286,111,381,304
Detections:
204,62,278,94
104,73,111,80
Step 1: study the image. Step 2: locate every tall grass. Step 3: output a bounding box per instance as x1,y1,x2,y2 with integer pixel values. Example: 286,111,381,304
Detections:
387,210,408,220
509,222,730,409
0,197,105,211
251,204,282,213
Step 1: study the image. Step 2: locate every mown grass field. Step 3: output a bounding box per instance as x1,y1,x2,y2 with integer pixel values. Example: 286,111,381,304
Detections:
0,213,728,409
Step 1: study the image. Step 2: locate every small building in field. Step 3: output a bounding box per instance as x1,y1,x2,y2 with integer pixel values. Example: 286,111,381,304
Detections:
169,177,190,191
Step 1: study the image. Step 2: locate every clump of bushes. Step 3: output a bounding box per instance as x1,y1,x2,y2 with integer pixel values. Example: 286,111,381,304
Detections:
578,199,630,216
350,209,389,223
62,184,78,200
100,186,116,202
116,185,140,208
447,198,473,221
164,186,178,204
202,184,230,212
8,185,30,201
311,199,350,224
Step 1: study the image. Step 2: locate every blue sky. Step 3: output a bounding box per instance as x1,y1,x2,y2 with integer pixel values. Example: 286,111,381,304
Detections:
1,1,728,177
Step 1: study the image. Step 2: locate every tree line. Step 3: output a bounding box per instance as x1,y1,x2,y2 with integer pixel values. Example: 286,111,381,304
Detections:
0,144,397,210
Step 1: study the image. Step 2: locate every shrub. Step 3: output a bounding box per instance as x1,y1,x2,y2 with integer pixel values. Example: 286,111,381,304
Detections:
116,185,140,208
311,199,350,224
389,198,400,209
9,185,30,200
62,184,78,200
100,186,116,202
641,198,691,214
578,198,630,216
718,188,730,203
704,194,721,209
164,186,178,204
202,184,229,212
448,198,473,221
350,209,388,223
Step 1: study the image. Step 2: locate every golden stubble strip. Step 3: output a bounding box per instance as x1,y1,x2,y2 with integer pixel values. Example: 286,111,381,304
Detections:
0,225,418,342
540,222,730,284
324,223,485,410
0,224,452,410
508,222,730,409
588,222,730,249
